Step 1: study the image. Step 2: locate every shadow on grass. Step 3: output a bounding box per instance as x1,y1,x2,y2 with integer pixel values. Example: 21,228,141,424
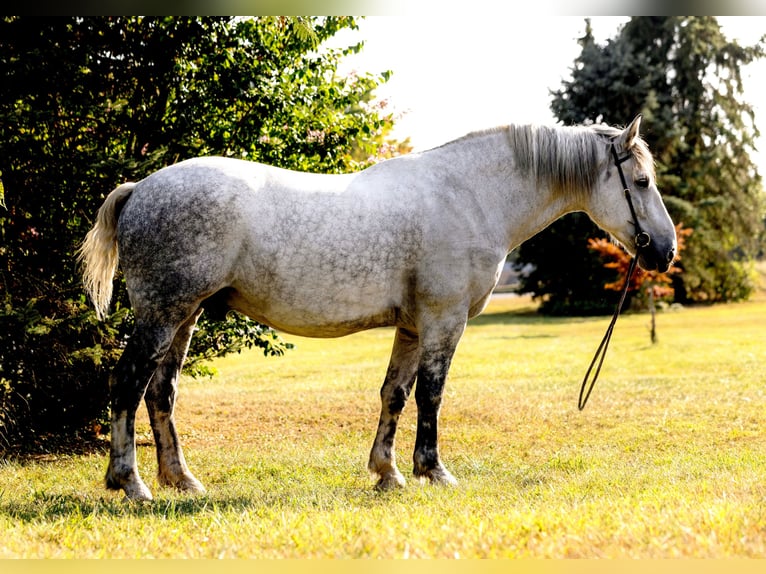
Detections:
0,474,407,523
1,433,110,463
468,307,604,328
0,454,562,523
0,491,258,522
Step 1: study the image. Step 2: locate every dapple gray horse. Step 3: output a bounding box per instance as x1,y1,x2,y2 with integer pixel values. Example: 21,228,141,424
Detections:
79,116,676,501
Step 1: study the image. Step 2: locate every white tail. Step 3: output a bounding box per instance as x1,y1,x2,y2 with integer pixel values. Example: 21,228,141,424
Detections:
77,182,136,320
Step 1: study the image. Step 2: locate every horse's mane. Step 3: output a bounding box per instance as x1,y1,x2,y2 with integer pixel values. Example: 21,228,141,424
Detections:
431,122,654,201
505,123,654,200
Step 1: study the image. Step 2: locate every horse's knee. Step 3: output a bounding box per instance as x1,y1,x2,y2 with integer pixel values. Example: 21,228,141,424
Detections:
384,384,410,415
111,329,172,399
144,366,177,412
144,311,201,410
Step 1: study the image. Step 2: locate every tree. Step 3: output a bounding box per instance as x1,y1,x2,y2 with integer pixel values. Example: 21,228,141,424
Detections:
515,17,765,312
514,213,624,315
588,223,692,342
0,16,394,452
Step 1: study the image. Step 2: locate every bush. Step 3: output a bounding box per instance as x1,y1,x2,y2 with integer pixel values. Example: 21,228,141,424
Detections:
0,299,126,451
0,16,392,453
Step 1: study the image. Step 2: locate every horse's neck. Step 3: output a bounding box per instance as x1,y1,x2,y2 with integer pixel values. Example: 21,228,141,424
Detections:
423,129,579,252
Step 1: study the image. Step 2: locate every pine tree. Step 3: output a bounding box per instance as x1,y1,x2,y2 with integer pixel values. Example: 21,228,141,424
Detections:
516,17,765,311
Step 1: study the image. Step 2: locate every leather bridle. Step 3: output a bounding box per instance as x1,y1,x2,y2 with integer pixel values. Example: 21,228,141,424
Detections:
611,143,652,252
577,143,651,410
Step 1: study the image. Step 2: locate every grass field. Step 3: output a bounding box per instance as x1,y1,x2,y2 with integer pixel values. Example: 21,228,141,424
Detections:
2,285,766,558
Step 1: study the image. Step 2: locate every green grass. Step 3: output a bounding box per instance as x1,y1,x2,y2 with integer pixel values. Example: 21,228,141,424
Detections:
2,293,766,558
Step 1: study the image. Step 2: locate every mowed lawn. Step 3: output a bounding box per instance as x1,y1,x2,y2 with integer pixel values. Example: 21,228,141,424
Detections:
2,288,766,558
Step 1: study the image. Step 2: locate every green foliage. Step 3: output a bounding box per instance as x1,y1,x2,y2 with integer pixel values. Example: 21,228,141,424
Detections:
0,298,129,450
516,214,623,316
516,16,765,313
184,314,295,378
0,16,392,452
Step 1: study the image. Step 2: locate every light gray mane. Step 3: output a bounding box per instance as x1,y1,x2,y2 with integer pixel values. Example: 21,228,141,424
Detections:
503,123,653,201
506,123,615,200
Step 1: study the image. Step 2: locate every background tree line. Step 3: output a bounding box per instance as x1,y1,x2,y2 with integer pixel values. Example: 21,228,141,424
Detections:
0,16,395,452
515,16,765,314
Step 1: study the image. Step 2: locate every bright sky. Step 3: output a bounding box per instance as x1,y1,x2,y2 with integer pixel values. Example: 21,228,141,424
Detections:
330,16,766,174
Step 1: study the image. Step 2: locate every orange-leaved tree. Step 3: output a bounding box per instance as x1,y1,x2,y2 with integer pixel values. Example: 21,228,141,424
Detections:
588,223,692,342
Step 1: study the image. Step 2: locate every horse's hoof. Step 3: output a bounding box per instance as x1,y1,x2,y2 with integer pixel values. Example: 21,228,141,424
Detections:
158,471,206,494
176,476,206,494
107,467,154,501
416,466,458,487
122,481,154,502
374,471,406,491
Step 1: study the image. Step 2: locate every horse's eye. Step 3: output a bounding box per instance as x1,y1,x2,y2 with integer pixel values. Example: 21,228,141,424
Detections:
635,177,650,189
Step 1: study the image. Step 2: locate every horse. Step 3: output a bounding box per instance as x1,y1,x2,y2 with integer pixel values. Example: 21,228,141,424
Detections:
78,115,677,501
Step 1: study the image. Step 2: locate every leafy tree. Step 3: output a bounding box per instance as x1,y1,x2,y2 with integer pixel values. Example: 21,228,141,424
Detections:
516,17,765,312
514,213,623,316
0,16,393,452
350,115,412,164
588,224,692,306
589,223,692,343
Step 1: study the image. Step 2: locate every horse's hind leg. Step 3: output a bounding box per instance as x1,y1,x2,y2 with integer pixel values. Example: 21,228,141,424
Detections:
106,322,177,501
144,308,205,494
368,328,420,490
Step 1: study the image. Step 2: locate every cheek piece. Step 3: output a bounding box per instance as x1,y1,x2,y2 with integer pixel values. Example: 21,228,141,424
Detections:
610,143,651,252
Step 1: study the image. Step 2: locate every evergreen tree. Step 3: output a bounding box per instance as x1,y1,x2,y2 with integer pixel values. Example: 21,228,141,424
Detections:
516,17,765,311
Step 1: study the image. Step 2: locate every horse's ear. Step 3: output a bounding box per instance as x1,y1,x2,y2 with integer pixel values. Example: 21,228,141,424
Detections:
618,114,642,149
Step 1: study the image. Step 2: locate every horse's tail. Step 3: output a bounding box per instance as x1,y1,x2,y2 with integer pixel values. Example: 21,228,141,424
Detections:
77,182,136,320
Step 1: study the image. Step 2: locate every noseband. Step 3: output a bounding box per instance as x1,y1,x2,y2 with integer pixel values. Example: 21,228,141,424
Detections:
578,143,650,410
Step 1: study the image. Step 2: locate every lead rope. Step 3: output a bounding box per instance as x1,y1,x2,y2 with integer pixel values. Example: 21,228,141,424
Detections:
578,143,650,410
577,254,638,410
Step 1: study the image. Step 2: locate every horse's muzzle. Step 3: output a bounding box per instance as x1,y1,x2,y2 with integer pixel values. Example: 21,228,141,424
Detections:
638,243,676,273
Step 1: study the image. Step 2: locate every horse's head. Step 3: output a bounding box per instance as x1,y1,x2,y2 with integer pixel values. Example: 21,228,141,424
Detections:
589,116,677,273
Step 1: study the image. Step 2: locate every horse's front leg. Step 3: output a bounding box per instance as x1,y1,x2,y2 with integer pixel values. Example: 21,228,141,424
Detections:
368,327,420,490
144,310,206,495
412,316,466,486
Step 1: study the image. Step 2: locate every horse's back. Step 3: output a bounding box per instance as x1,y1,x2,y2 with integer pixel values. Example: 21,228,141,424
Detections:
115,156,423,334
118,157,356,253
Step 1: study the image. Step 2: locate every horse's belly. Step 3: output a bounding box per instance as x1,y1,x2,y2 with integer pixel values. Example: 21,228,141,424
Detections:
227,283,400,338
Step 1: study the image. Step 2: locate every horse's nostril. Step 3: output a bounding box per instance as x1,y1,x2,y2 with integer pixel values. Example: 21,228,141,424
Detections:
666,248,676,264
